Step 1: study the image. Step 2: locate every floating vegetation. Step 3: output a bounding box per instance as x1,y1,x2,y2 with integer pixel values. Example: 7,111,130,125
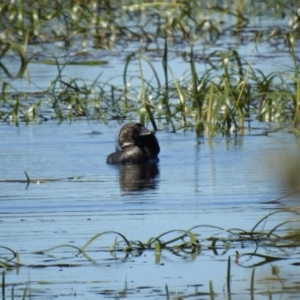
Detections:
0,171,85,189
1,209,300,268
2,209,300,298
0,1,300,135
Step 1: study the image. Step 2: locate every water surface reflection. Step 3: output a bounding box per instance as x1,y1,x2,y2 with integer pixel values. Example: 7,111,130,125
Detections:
1,121,299,300
117,163,160,192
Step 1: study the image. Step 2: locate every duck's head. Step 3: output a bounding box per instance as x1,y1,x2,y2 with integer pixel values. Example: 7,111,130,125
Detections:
118,123,154,149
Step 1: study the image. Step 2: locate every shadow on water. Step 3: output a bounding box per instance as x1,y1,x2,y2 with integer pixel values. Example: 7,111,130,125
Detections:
117,163,160,192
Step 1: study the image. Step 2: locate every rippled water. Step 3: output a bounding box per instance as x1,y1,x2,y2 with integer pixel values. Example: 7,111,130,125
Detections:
1,120,300,299
2,3,300,298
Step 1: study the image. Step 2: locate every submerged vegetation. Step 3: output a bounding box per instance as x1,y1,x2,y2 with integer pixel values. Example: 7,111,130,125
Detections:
1,0,300,134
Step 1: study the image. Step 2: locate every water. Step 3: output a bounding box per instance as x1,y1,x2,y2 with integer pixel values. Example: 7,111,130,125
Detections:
1,120,299,299
1,3,300,298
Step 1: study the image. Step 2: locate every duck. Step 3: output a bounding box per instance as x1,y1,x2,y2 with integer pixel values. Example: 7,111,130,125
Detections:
106,123,160,164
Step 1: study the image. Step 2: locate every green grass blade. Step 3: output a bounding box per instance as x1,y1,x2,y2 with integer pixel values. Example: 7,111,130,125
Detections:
209,278,214,300
227,256,231,300
154,241,161,264
21,286,28,300
2,271,5,300
24,171,30,185
250,268,255,300
165,284,170,300
80,231,131,252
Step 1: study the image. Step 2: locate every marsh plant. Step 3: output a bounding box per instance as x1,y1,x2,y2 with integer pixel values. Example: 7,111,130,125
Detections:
1,208,300,298
1,208,300,267
1,0,300,134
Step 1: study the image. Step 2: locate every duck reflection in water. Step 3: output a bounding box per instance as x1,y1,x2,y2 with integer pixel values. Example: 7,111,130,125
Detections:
118,163,159,192
106,123,160,192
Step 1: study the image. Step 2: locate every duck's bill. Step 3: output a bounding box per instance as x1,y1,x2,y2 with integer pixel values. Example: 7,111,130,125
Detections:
139,127,153,136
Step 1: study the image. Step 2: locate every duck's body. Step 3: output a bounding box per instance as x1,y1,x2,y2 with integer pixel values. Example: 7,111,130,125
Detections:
106,123,160,164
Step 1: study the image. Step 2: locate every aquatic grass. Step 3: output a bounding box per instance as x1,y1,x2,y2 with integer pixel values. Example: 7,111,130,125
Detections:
38,56,129,122
1,1,300,134
0,171,84,188
205,83,215,136
169,66,186,129
154,241,161,264
285,32,300,131
21,287,28,300
227,256,231,300
2,272,4,300
1,272,28,300
230,32,260,131
160,48,257,134
2,209,300,297
17,209,300,267
250,268,255,300
124,52,161,129
209,278,214,300
0,1,294,49
0,246,22,269
33,59,109,66
234,0,249,28
0,41,29,78
250,209,300,233
190,45,204,135
161,33,176,132
34,244,81,255
165,284,170,300
205,49,249,134
80,231,132,252
138,53,148,126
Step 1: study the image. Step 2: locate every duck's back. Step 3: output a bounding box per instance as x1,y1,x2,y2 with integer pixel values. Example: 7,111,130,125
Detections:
106,146,150,164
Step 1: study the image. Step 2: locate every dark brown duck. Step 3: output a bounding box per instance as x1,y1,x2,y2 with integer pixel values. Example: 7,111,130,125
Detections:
106,123,160,164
